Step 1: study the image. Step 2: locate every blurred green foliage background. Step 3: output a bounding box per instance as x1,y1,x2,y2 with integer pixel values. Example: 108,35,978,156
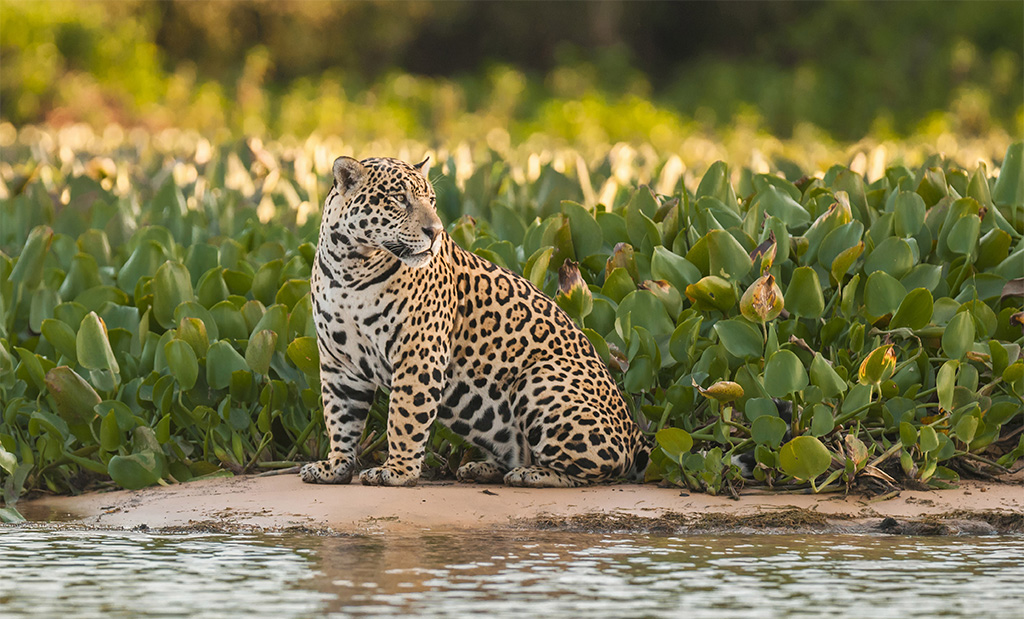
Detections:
2,0,1021,145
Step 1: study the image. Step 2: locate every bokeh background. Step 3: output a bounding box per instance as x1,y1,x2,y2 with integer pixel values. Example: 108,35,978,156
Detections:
2,0,1021,165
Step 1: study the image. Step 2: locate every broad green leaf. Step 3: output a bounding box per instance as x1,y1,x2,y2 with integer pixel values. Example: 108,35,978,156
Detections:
287,336,321,375
196,267,230,308
251,259,284,307
900,421,919,448
656,427,693,460
818,221,864,270
108,452,165,490
76,311,119,374
744,397,778,422
920,426,940,453
954,414,979,444
41,318,78,363
864,237,915,279
246,329,277,375
582,328,611,366
802,196,853,265
864,271,905,317
976,228,1012,270
713,318,763,360
917,167,948,206
249,304,288,351
991,141,1023,208
10,225,53,291
650,246,701,293
695,161,738,211
490,202,527,245
937,360,959,412
176,317,209,359
890,288,933,330
29,287,58,333
45,366,101,424
602,267,637,303
763,350,808,397
57,253,103,301
100,408,121,452
211,300,250,341
946,214,981,256
207,340,250,389
685,275,736,312
164,339,199,390
784,267,825,318
893,191,926,237
752,415,788,447
562,201,604,258
524,247,554,289
152,261,195,329
830,242,864,283
276,279,310,311
809,353,847,398
705,229,752,281
15,347,51,392
942,311,976,360
809,405,834,437
639,280,680,319
616,290,675,340
623,354,655,392
779,436,832,481
184,243,220,287
117,240,167,293
900,264,942,292
754,184,811,227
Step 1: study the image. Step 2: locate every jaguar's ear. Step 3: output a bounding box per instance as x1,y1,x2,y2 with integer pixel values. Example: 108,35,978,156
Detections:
413,156,431,177
333,157,366,194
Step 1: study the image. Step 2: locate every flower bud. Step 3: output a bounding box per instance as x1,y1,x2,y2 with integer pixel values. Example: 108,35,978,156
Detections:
695,380,745,403
556,259,592,322
858,344,897,386
740,273,784,323
605,242,639,283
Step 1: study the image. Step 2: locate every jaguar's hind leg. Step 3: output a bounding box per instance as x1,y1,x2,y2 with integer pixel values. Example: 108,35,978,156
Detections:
504,466,585,488
456,460,507,483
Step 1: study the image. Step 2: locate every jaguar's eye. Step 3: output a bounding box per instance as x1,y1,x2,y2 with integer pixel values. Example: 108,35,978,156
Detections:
394,194,407,206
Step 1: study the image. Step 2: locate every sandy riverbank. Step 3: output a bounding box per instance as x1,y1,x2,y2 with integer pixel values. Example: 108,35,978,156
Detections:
15,473,1024,535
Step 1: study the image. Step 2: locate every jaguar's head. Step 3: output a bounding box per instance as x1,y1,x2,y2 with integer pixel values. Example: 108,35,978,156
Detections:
326,156,443,268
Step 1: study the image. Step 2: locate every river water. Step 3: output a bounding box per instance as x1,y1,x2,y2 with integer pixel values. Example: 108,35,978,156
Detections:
1,528,1022,618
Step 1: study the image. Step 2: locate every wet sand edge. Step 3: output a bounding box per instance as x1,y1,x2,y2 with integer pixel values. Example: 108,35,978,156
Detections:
11,474,1024,536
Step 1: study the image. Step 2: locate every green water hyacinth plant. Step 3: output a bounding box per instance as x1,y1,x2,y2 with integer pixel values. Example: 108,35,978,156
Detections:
1,133,1022,517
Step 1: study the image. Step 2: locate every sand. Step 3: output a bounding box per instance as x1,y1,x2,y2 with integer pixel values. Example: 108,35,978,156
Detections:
15,472,1024,535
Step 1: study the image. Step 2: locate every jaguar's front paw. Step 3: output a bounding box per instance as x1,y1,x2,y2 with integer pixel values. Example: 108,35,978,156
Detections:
359,464,418,487
300,456,355,484
456,461,506,483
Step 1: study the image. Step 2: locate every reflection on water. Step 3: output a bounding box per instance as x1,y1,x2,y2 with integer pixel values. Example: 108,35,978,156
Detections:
0,530,331,619
1,528,1022,619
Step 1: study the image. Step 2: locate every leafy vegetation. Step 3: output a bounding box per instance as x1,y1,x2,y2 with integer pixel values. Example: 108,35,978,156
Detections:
1,126,1022,522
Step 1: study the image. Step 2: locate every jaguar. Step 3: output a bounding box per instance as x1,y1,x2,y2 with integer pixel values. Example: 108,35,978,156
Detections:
299,155,649,487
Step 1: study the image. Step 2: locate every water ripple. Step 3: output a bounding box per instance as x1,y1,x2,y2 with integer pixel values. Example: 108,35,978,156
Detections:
2,529,1022,619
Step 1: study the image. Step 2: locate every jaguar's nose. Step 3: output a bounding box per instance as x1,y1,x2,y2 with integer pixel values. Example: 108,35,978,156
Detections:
422,224,443,243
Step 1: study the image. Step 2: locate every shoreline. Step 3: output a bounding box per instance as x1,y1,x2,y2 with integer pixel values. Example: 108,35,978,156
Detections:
11,473,1024,536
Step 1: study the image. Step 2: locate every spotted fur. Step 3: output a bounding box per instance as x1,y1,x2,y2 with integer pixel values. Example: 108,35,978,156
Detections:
300,156,650,487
